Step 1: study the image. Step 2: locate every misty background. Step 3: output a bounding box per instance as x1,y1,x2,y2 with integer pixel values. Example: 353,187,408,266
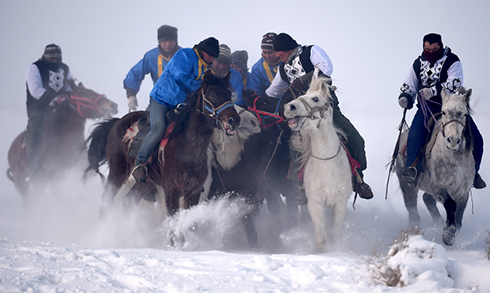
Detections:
0,0,489,252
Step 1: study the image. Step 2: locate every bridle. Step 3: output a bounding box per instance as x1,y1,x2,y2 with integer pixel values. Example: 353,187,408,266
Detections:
247,95,284,129
440,115,467,138
199,88,234,125
68,87,107,119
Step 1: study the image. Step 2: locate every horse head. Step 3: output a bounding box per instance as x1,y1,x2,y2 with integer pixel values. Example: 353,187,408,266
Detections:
284,76,334,131
440,87,472,151
70,82,118,119
198,71,240,135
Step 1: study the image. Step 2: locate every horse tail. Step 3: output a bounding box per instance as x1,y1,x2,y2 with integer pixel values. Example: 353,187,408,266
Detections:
82,117,120,181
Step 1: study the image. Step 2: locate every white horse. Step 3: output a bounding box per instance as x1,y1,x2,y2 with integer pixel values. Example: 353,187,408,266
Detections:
284,76,352,252
395,87,474,246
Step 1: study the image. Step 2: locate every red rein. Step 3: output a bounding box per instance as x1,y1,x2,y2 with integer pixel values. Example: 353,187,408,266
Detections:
247,96,284,129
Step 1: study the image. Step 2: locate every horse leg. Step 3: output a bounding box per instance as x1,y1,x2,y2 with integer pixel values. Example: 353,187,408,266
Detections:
454,193,469,232
400,181,421,227
307,198,327,253
330,201,347,246
242,212,258,249
422,192,444,227
183,192,201,209
442,194,457,246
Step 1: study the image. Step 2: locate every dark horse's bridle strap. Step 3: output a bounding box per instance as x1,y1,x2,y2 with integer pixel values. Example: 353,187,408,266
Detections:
247,95,284,129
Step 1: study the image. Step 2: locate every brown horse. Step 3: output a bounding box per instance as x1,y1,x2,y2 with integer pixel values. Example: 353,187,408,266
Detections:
7,83,118,201
101,72,240,221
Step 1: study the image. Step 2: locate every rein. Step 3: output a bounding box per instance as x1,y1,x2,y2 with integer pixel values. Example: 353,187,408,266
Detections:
247,96,284,129
69,88,106,119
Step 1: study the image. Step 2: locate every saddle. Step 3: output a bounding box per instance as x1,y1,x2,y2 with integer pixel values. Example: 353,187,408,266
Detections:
123,103,187,160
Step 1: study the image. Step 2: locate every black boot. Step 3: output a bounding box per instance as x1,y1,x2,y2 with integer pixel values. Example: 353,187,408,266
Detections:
131,161,147,183
473,172,486,189
352,175,374,199
402,166,418,187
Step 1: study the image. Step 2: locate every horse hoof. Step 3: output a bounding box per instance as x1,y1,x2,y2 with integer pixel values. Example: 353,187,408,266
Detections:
442,225,456,246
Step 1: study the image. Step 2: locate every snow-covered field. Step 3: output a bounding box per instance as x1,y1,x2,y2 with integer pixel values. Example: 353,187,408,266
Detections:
2,1,490,292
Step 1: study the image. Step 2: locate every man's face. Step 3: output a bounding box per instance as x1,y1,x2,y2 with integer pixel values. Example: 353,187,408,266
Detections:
159,39,177,54
201,51,215,65
275,50,293,63
423,41,440,53
261,49,279,64
211,59,230,77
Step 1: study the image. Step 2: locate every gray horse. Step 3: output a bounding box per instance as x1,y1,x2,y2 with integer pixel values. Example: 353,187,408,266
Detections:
395,87,474,246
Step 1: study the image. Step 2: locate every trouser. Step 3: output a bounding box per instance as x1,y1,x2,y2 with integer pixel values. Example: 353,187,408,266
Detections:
136,98,169,163
406,107,484,172
25,110,47,174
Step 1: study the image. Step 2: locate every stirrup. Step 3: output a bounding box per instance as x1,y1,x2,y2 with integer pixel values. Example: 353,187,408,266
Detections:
402,166,418,186
131,163,147,183
355,182,374,199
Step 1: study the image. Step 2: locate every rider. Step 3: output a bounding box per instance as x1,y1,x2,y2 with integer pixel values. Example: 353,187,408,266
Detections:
265,33,374,200
210,44,246,106
248,32,282,97
398,33,485,189
231,50,250,89
25,44,75,176
124,25,181,111
132,37,220,182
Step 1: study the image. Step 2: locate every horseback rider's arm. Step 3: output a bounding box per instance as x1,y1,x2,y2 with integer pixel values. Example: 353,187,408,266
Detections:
265,72,289,98
398,67,419,109
310,45,333,77
26,64,47,99
442,61,463,92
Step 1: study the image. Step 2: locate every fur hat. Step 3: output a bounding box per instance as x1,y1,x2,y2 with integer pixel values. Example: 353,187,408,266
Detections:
197,37,220,58
273,33,298,52
214,44,233,64
232,50,248,71
157,25,178,43
43,44,62,59
261,32,277,50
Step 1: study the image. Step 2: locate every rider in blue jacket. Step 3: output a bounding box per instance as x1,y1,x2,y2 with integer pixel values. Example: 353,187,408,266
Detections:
123,25,181,111
248,32,282,97
210,44,245,106
132,37,220,182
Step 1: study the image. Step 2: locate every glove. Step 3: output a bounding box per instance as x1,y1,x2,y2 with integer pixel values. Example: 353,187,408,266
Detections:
398,96,413,109
128,96,138,112
419,87,433,100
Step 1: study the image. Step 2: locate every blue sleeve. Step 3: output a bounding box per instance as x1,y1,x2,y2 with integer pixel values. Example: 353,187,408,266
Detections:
123,48,159,94
173,51,202,94
229,68,245,106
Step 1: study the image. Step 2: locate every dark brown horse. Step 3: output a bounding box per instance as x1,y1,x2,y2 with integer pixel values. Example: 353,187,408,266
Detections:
7,83,118,201
207,88,299,248
101,71,240,221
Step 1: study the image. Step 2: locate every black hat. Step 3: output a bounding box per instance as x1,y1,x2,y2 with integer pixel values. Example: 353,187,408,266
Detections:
197,37,220,58
273,33,298,52
232,50,248,71
43,44,62,59
158,25,178,42
261,32,277,50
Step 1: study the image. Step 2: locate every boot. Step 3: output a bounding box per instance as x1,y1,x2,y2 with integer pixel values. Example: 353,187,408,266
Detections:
473,172,486,189
354,181,374,199
402,166,418,187
131,160,147,183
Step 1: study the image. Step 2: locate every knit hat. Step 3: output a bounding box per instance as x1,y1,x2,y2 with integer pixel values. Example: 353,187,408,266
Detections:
197,37,220,58
157,25,178,42
43,44,62,59
232,50,248,71
261,32,277,50
214,44,233,64
273,33,298,52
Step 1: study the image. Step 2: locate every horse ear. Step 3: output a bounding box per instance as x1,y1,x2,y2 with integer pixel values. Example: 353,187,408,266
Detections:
223,71,231,83
464,88,472,103
203,70,214,83
441,88,449,103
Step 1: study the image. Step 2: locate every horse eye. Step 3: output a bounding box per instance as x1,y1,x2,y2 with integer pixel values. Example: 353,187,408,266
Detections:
312,97,319,102
442,111,446,115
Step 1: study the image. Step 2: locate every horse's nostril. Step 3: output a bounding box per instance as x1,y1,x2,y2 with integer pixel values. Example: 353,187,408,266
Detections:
447,137,452,144
456,138,461,145
291,104,296,111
